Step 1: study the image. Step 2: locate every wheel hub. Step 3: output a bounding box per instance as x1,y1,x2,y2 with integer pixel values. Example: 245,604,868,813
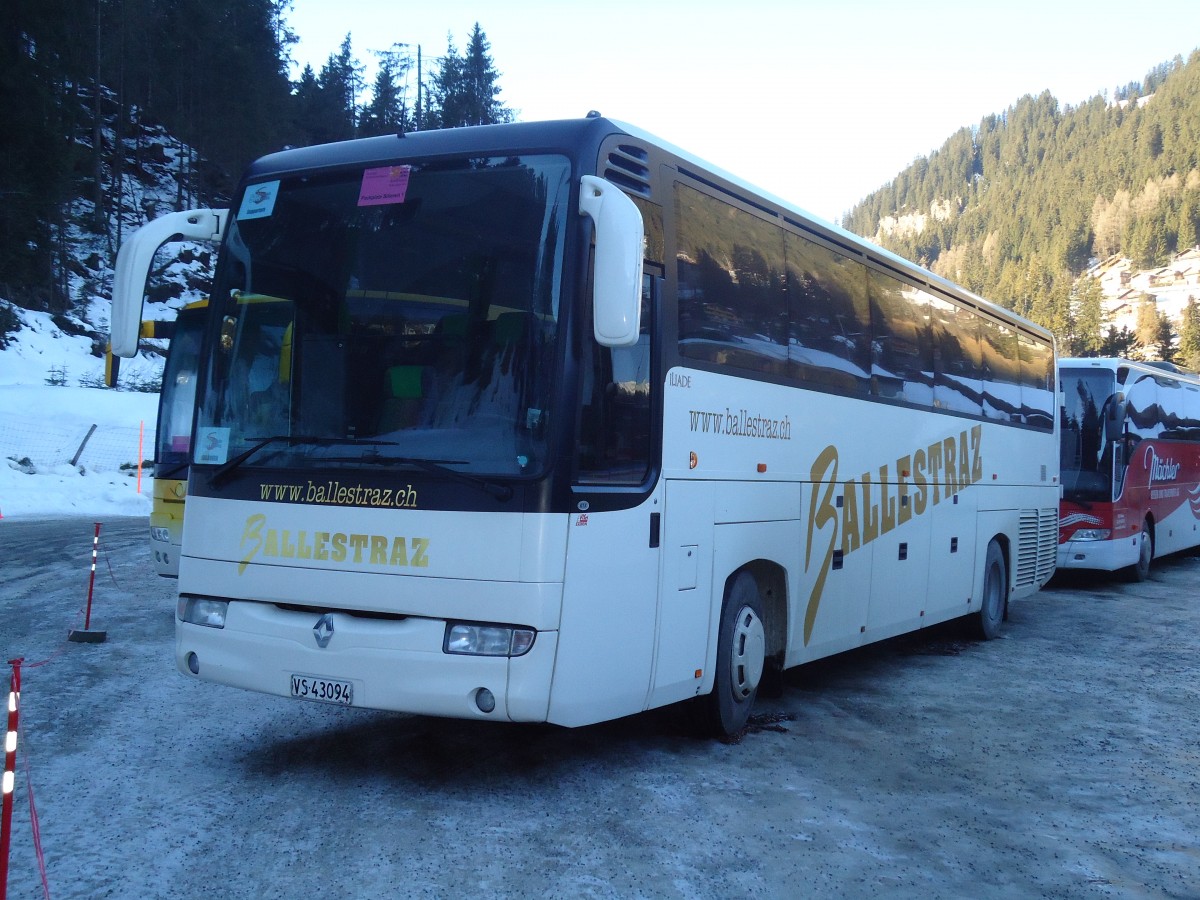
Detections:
730,606,766,700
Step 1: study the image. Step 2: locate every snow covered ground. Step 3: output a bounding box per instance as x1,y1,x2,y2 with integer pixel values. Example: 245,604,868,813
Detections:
0,303,160,519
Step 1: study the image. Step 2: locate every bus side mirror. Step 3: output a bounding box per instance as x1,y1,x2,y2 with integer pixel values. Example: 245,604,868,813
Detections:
579,176,643,348
1103,392,1127,443
1106,391,1125,421
111,209,227,358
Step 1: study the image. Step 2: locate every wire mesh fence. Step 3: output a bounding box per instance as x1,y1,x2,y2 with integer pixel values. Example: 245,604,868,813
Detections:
0,416,148,474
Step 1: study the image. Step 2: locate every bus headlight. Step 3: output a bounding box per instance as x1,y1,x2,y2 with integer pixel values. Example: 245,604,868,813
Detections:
150,526,171,543
444,622,535,657
178,597,228,628
1071,529,1111,542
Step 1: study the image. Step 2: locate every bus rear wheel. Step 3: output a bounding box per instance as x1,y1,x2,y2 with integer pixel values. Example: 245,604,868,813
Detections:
973,540,1007,640
697,571,766,737
1125,520,1153,583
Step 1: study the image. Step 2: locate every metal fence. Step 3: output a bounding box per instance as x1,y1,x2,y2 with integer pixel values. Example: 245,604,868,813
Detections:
0,416,147,473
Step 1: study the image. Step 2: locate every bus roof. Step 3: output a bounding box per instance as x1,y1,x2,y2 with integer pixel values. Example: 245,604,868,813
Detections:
1059,356,1200,387
244,117,618,182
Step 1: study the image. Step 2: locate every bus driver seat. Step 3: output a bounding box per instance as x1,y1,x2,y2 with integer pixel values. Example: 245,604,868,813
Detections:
377,363,427,432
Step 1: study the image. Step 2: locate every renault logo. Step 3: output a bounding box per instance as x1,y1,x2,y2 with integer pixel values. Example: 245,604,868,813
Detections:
313,613,335,649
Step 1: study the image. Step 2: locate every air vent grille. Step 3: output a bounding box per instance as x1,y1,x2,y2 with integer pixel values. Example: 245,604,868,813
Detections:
1016,508,1058,588
604,144,651,198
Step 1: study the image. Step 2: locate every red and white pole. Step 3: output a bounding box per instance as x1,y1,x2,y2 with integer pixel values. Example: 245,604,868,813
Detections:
0,658,22,900
69,523,107,643
84,522,100,631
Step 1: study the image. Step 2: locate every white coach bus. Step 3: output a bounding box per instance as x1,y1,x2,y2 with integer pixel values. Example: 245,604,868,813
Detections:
111,116,1059,736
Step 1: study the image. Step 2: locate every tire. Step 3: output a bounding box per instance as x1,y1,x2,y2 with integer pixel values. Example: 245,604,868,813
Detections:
973,540,1007,640
696,571,766,737
1124,520,1153,583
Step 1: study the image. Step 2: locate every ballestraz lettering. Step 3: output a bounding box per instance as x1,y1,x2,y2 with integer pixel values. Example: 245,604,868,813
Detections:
238,514,429,574
803,425,983,644
258,480,419,508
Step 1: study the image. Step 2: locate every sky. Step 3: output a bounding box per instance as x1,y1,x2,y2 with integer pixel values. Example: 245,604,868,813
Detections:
284,0,1199,223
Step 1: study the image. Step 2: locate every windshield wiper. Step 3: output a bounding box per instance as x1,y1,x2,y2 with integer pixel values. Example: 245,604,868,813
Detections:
349,452,514,502
156,460,191,480
209,435,395,487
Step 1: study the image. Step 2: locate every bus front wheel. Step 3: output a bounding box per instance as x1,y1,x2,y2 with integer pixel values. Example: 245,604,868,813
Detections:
1125,520,1153,583
973,540,1007,640
697,571,766,737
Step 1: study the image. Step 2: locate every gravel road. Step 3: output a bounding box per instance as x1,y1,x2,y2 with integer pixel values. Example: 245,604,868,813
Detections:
2,516,1198,898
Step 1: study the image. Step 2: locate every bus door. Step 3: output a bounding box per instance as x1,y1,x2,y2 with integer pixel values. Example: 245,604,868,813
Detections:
651,479,715,707
552,274,660,726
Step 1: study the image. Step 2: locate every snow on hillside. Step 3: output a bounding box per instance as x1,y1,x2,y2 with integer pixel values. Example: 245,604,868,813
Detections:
1090,247,1200,336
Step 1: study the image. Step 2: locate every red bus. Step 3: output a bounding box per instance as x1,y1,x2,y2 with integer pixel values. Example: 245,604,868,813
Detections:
1059,357,1200,580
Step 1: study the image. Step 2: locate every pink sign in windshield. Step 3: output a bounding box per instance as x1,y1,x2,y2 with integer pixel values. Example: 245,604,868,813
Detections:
358,165,412,206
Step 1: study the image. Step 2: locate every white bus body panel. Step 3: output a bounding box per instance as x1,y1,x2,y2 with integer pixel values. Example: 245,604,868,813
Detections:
177,496,570,722
645,480,715,709
177,599,559,721
661,367,1058,672
549,489,663,727
1057,532,1143,571
1156,500,1200,556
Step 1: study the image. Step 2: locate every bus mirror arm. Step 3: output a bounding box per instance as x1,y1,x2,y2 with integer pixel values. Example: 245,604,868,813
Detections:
579,175,643,348
111,208,228,357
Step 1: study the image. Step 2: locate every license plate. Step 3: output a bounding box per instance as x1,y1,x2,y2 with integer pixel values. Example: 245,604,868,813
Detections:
290,673,354,706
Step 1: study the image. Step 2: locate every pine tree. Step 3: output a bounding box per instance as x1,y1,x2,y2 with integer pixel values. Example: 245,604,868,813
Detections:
427,24,512,129
292,64,323,141
1071,276,1107,356
1100,325,1137,357
360,47,411,137
1177,298,1200,370
314,34,362,142
1155,313,1175,361
1127,213,1168,269
0,0,81,308
1179,191,1199,252
1134,295,1158,347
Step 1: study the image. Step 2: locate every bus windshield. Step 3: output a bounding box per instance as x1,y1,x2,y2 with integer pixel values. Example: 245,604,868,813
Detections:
194,154,572,478
1060,367,1119,502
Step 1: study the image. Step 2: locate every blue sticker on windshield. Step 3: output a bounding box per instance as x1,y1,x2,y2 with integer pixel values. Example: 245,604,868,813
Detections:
237,180,280,220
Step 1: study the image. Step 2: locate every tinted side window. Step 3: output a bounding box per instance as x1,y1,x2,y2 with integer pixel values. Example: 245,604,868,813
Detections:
868,272,934,406
980,318,1020,422
784,231,870,395
576,274,653,484
1124,376,1160,440
1159,379,1186,436
1182,386,1200,440
929,294,983,416
676,183,786,375
1018,333,1055,430
631,195,665,266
